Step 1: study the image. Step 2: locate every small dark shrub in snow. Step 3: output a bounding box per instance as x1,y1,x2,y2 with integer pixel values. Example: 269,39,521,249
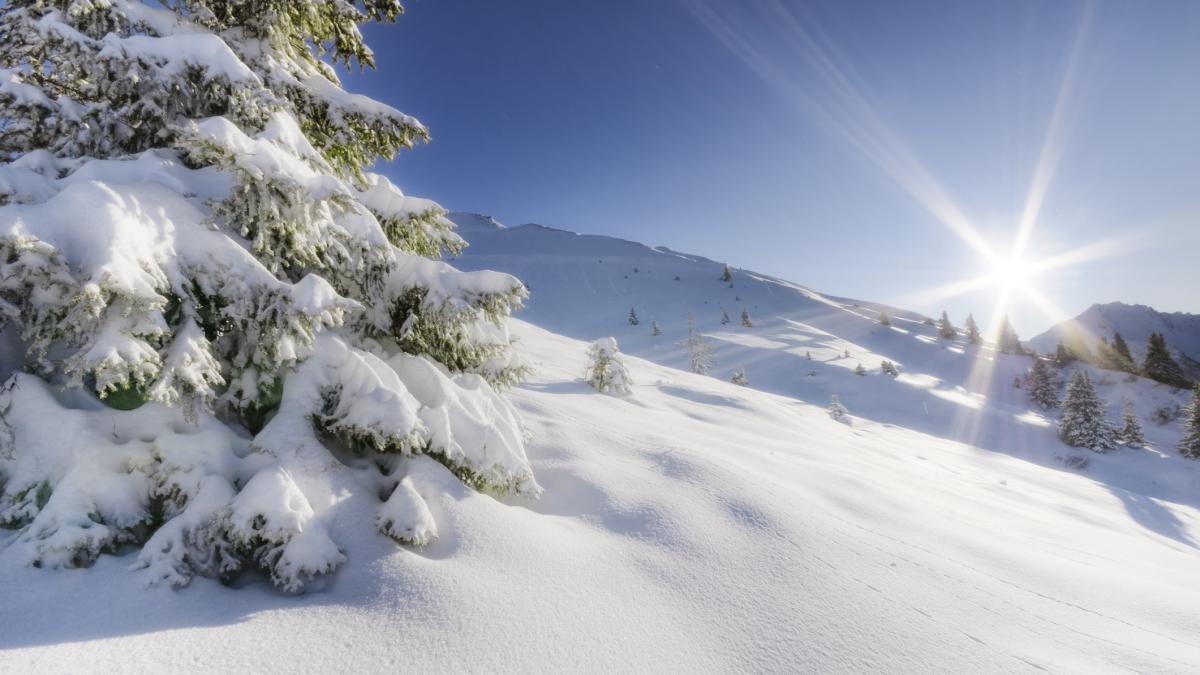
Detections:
1151,404,1181,426
1061,455,1090,471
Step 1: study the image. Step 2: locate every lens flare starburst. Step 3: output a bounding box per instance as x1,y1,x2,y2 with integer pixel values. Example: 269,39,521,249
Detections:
685,0,1137,446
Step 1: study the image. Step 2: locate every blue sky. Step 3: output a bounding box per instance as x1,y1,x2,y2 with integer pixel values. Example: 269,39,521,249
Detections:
348,0,1200,337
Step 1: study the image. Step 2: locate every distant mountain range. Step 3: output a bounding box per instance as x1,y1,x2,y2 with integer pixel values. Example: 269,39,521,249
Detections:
1030,302,1200,378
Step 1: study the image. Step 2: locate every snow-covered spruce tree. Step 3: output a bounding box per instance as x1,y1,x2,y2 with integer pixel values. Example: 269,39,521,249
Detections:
878,310,890,326
1053,342,1076,367
1026,358,1059,409
679,312,715,374
741,309,753,328
1143,332,1189,388
720,264,732,282
585,337,632,396
1059,371,1115,451
720,310,731,325
730,369,748,386
964,313,981,345
0,1,537,590
996,316,1023,354
1180,387,1200,460
651,319,662,336
880,360,898,377
1111,332,1135,370
627,307,639,326
854,363,867,376
937,311,956,339
827,395,849,424
1116,402,1145,449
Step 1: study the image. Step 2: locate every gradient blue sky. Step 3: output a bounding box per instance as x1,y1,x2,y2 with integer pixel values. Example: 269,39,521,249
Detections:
347,0,1200,336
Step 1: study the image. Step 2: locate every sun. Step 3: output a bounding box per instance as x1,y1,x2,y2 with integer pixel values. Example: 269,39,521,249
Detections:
990,254,1034,293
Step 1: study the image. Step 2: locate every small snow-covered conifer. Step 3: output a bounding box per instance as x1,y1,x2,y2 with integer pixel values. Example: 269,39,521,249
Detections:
1143,333,1189,388
628,307,640,326
1180,386,1200,460
585,337,633,396
0,0,536,591
731,369,748,386
721,310,731,325
854,363,867,376
965,313,982,345
721,264,732,282
741,309,753,327
678,313,715,374
1059,370,1115,451
937,311,956,339
997,316,1023,354
805,350,813,361
651,319,662,336
828,395,850,424
1112,332,1135,368
1116,402,1145,448
881,360,898,377
878,310,890,326
1027,358,1059,409
1054,342,1075,366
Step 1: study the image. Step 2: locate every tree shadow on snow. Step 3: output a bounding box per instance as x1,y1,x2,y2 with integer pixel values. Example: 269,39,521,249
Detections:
1106,486,1197,549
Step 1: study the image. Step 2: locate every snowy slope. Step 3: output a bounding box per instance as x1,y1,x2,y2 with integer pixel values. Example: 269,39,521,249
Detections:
1031,302,1200,375
2,321,1199,673
3,213,1199,673
447,213,1198,498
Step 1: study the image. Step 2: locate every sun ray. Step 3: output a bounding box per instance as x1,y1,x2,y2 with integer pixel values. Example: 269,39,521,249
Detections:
1012,2,1096,260
683,0,998,263
898,275,995,308
1026,234,1143,276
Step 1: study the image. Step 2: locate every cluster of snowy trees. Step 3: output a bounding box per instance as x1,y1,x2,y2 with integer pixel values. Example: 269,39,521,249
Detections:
0,0,539,590
1025,356,1200,458
933,311,982,345
1051,330,1192,389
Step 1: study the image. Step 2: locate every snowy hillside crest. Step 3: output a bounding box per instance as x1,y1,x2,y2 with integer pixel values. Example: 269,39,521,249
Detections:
0,1,538,591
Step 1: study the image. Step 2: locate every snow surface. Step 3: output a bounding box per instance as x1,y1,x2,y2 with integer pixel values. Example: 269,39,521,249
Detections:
2,212,1199,672
2,321,1198,672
